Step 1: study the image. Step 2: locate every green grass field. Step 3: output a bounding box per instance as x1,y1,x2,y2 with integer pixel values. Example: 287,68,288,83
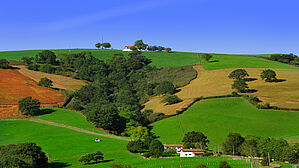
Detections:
201,54,298,70
151,97,299,148
0,120,137,167
37,108,108,134
1,49,297,69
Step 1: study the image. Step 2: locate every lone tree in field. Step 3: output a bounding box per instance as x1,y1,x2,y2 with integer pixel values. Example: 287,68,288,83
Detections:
101,43,111,49
0,59,10,69
149,139,164,156
95,43,101,49
79,151,104,164
182,131,209,149
261,69,277,82
18,97,41,116
38,77,53,88
134,40,148,50
165,48,172,53
232,80,248,93
228,69,249,80
201,54,213,62
223,132,244,155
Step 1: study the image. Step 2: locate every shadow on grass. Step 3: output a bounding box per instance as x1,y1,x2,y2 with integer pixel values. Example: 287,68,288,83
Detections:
84,159,114,165
209,60,219,63
49,162,71,168
241,89,258,93
35,108,55,116
274,79,286,83
244,78,257,82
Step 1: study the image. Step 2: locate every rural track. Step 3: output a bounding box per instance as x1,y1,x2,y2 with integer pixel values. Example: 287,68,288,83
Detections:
0,118,131,141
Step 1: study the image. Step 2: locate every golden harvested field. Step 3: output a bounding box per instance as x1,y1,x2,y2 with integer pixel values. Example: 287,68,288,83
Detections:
16,65,86,91
144,66,299,115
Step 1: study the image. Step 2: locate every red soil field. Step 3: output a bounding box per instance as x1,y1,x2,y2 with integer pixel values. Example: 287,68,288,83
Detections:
0,69,65,118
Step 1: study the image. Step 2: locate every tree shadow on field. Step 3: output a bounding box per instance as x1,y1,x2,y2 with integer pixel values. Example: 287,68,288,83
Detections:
274,79,286,83
35,108,55,116
85,159,114,165
241,89,258,93
49,162,71,168
244,78,257,82
209,60,219,63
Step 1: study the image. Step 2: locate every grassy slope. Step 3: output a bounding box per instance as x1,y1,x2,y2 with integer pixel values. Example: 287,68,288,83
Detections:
151,97,299,148
37,108,108,134
201,54,297,70
0,120,137,167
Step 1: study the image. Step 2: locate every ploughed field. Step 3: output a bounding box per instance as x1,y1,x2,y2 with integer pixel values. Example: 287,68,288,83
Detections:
0,69,65,118
151,97,299,148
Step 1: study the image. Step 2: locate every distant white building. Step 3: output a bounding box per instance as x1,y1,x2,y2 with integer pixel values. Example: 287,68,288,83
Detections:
122,46,139,51
180,149,205,157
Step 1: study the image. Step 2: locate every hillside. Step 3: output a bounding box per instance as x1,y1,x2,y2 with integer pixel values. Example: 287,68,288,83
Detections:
151,97,299,148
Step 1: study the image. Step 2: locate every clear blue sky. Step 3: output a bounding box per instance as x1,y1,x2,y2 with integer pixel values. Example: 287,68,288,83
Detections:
0,0,298,54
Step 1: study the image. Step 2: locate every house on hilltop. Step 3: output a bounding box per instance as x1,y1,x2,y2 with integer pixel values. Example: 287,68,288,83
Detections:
122,46,139,51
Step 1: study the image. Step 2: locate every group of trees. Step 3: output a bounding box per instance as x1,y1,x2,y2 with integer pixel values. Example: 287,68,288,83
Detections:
229,69,278,92
0,142,48,168
269,54,299,66
126,138,164,158
79,151,104,164
134,40,172,52
182,131,209,149
223,133,299,164
95,42,111,49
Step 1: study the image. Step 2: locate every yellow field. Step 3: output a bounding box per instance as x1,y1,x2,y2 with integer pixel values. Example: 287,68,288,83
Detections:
144,66,299,115
15,65,86,91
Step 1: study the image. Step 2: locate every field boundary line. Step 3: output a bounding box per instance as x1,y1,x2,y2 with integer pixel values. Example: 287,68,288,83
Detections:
176,115,184,138
0,118,131,141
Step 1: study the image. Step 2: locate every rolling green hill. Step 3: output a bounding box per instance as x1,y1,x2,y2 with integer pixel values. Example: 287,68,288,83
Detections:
1,49,297,69
151,97,299,148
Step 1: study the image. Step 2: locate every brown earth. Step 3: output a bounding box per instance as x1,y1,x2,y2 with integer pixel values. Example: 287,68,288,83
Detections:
144,66,299,115
15,65,86,91
0,69,65,118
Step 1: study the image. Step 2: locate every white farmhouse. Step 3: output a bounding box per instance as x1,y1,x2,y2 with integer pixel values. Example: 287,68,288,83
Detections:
180,149,205,157
122,46,139,51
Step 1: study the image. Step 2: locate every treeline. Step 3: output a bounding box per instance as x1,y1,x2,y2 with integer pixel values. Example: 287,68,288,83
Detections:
223,133,299,164
269,54,299,66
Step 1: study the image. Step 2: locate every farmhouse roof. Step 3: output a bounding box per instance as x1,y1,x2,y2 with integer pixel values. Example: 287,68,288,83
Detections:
182,149,205,153
125,46,138,49
163,144,183,147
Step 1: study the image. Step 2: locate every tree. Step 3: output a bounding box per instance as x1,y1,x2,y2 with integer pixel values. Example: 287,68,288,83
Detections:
155,81,175,95
126,140,145,153
0,142,48,168
182,131,209,149
157,46,165,51
38,77,53,88
27,64,39,71
165,48,172,53
40,64,55,73
228,69,249,80
101,43,111,49
35,50,57,65
261,69,277,82
219,161,231,168
0,59,10,69
283,143,299,164
130,46,138,51
134,40,148,50
18,97,41,116
232,80,248,92
223,133,244,155
161,95,181,105
239,138,259,157
149,140,164,156
125,126,149,139
95,43,101,49
201,54,213,62
79,151,104,164
21,56,34,65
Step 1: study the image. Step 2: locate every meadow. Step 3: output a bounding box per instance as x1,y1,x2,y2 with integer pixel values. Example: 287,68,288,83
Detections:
151,97,299,148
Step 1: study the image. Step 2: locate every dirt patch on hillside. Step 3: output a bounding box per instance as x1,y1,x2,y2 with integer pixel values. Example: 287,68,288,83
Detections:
0,69,65,118
15,65,86,91
144,66,299,115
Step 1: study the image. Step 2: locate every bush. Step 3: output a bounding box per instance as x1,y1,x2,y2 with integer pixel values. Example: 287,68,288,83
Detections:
38,77,53,88
40,64,55,73
142,152,152,158
18,97,41,116
149,140,164,156
219,161,231,168
126,140,145,153
0,59,10,69
79,151,104,164
27,64,39,71
155,81,175,95
161,94,182,105
195,164,208,168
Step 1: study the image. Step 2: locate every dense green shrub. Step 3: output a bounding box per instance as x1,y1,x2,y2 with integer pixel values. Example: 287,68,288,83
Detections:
232,80,248,92
78,151,104,164
161,95,182,105
37,77,53,88
126,140,145,153
40,64,55,73
0,59,10,69
18,97,41,116
149,140,164,156
27,64,39,71
35,50,57,65
155,81,175,95
0,142,48,168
